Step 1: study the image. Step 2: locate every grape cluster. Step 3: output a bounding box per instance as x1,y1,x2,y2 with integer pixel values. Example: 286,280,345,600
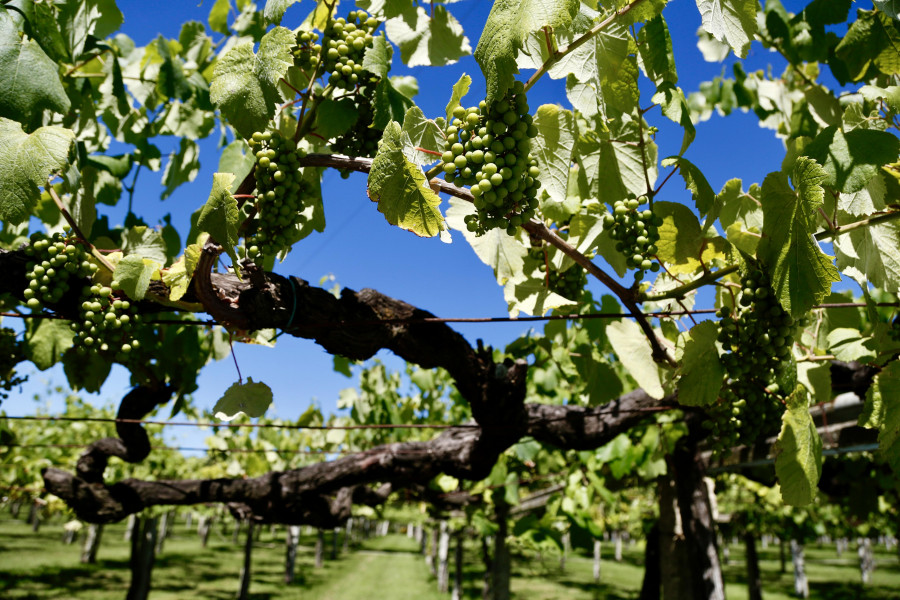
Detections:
441,82,541,236
22,233,142,362
321,11,381,91
0,327,26,400
72,280,142,360
706,267,796,454
245,130,311,260
603,198,661,280
529,247,586,300
22,233,97,309
331,99,381,159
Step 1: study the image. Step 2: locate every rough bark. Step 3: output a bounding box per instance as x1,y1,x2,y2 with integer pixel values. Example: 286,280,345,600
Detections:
80,523,103,564
285,525,300,584
491,501,511,600
744,531,763,600
639,524,660,600
658,475,691,600
315,529,324,568
237,520,255,600
126,516,158,600
438,521,450,593
671,428,725,600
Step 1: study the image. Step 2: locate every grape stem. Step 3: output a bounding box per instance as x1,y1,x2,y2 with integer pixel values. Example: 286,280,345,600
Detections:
523,0,650,93
814,209,900,241
640,265,740,302
46,182,117,274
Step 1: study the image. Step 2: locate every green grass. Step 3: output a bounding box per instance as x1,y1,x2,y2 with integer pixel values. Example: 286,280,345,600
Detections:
2,517,900,599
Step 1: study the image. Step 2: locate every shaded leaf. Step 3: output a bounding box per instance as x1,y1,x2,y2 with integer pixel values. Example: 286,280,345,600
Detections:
678,320,723,406
214,378,274,420
774,385,822,506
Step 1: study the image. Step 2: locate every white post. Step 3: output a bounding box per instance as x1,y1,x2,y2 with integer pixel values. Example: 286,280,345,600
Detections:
791,539,809,599
593,539,602,583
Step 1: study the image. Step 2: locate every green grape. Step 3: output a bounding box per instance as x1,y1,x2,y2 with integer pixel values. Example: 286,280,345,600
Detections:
22,232,98,309
603,198,661,280
529,245,586,301
442,81,541,236
245,130,314,261
708,266,800,457
331,98,382,160
320,10,382,92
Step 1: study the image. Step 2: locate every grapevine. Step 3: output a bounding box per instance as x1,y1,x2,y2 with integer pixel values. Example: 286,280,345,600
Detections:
603,197,661,280
706,267,796,454
528,246,586,301
0,327,27,400
245,130,312,261
441,81,541,236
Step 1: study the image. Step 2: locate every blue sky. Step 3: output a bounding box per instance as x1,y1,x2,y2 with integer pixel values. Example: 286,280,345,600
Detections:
6,0,828,440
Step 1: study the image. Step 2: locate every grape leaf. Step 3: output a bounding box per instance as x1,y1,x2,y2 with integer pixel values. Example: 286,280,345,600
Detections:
62,349,111,393
24,318,75,371
362,35,393,79
162,243,203,302
757,158,841,318
833,215,900,294
606,319,665,399
533,105,576,218
400,106,444,166
214,378,274,421
654,201,703,275
114,255,160,302
385,5,471,67
695,0,757,58
209,27,295,139
773,385,822,506
208,0,231,35
804,126,900,194
371,76,415,129
368,121,445,237
677,321,723,407
826,328,877,363
858,362,900,473
474,0,580,104
653,85,695,156
218,140,256,192
161,139,200,200
797,362,832,404
504,278,576,317
121,226,168,265
661,156,714,216
638,15,678,86
264,0,300,24
0,9,71,125
445,73,472,123
874,0,900,20
0,119,75,225
446,197,527,286
197,173,240,268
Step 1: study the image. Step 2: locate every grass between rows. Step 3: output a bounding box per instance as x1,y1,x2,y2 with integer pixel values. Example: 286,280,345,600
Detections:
2,517,900,599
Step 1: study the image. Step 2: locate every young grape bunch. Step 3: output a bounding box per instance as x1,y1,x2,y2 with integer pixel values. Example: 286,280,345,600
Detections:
22,232,97,309
441,81,541,236
706,267,797,454
72,280,143,362
331,99,381,159
530,246,586,300
603,198,662,280
245,130,312,261
321,10,382,91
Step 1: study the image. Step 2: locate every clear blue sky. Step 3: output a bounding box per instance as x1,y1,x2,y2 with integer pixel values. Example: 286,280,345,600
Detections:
7,0,827,439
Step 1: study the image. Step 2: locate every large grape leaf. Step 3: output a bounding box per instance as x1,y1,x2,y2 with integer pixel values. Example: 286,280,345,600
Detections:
0,9,71,125
385,5,471,67
24,319,75,371
161,139,200,200
114,255,160,302
0,119,75,225
474,0,580,104
804,126,900,194
660,156,714,216
695,0,757,58
197,173,240,268
654,201,703,275
757,158,841,318
858,362,900,473
214,378,274,421
606,319,665,399
400,106,444,167
446,197,527,286
833,215,900,294
209,27,295,139
368,121,445,237
533,105,576,219
677,320,723,407
504,278,576,317
773,385,822,506
264,0,301,25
